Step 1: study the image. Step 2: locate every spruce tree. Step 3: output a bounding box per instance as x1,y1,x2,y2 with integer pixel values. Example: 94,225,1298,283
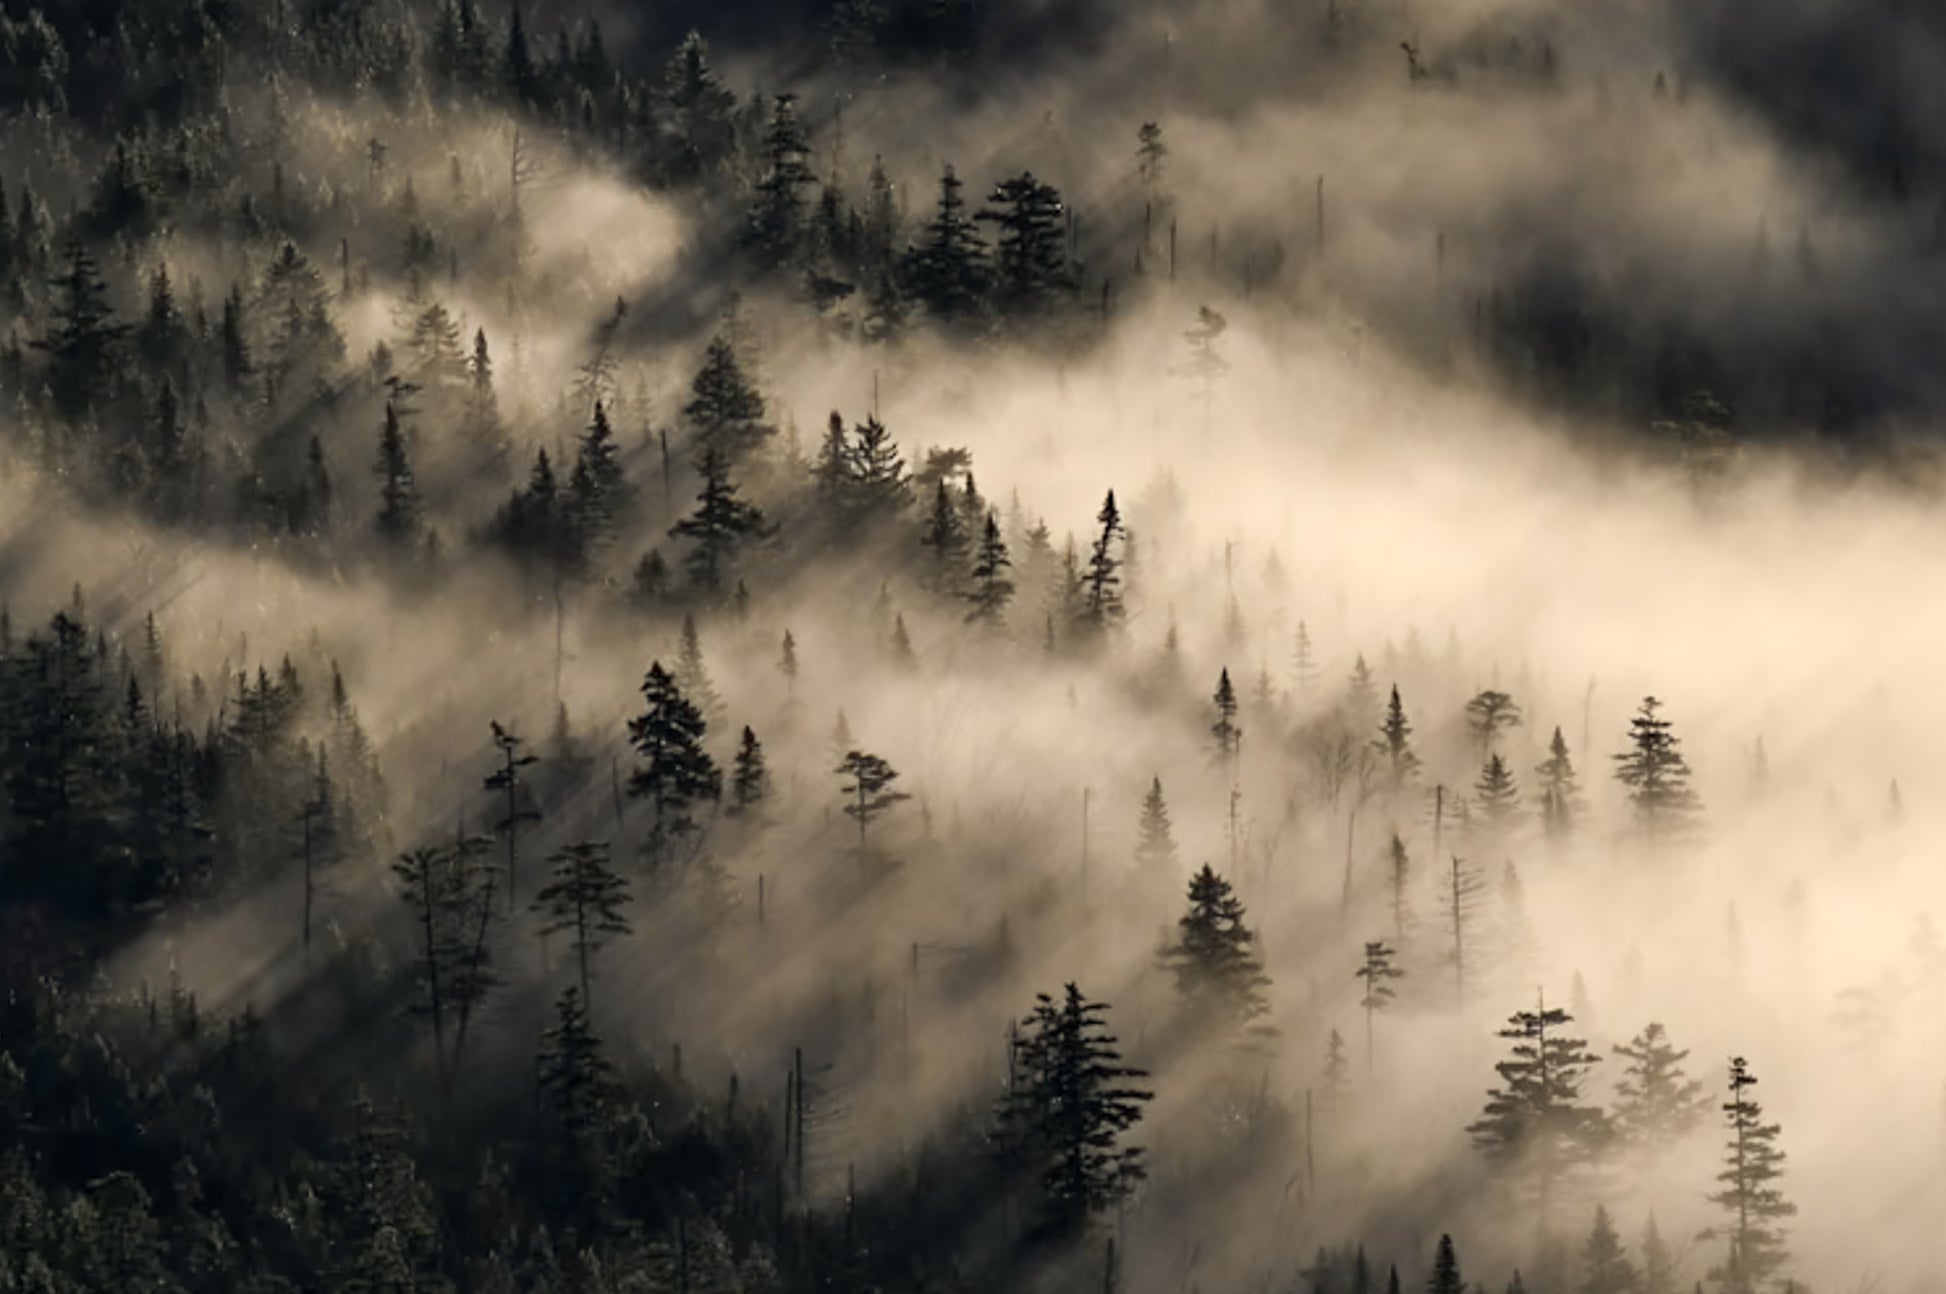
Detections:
669,445,767,599
1429,1236,1463,1294
684,336,769,463
1580,1205,1636,1294
993,983,1152,1242
34,235,129,423
964,511,1015,626
1613,697,1704,846
537,986,617,1224
1474,754,1521,833
568,401,628,559
1536,726,1583,840
1375,685,1419,791
1160,865,1271,1032
483,720,541,911
1386,831,1413,948
977,173,1072,318
373,401,423,551
1133,776,1177,876
532,841,632,1014
747,93,816,266
1611,1022,1711,1150
921,479,967,586
1707,1057,1794,1294
1291,620,1320,698
1212,668,1242,761
905,163,988,325
1077,490,1127,638
626,662,722,859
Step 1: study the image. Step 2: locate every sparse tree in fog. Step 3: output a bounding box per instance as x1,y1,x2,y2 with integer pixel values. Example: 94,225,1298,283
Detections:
993,982,1152,1242
1466,689,1523,756
1386,831,1413,947
626,661,722,859
729,726,769,816
1322,1028,1350,1106
483,720,540,910
1641,1216,1676,1294
1474,753,1521,833
1213,668,1242,762
1291,620,1321,698
1537,725,1584,840
1611,1022,1711,1151
1136,122,1166,191
532,840,632,1014
1467,999,1608,1223
1134,776,1178,877
1344,654,1379,728
1355,940,1402,1074
1580,1206,1636,1294
1375,685,1420,791
1161,865,1271,1034
921,478,968,586
670,446,767,600
836,750,910,850
1077,490,1127,638
674,613,724,723
1614,697,1704,846
1708,1057,1794,1294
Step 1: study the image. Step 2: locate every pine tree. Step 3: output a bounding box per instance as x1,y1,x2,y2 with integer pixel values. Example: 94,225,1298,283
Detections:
626,662,722,859
684,336,770,463
1580,1205,1636,1294
1212,668,1242,761
537,986,616,1224
1074,490,1127,639
1355,940,1402,1075
568,401,629,559
659,30,737,183
1375,685,1420,791
1160,865,1271,1032
836,750,909,850
220,284,253,396
1536,726,1583,840
1641,1216,1676,1294
1611,1022,1711,1150
1707,1057,1794,1294
1466,1000,1609,1223
1466,689,1524,755
1429,1235,1463,1294
729,726,768,816
483,720,541,911
921,479,967,586
532,841,632,1014
373,401,423,551
1133,776,1177,875
905,164,988,324
964,511,1015,626
993,983,1152,1242
1613,697,1704,846
670,446,767,599
34,235,130,423
673,614,724,724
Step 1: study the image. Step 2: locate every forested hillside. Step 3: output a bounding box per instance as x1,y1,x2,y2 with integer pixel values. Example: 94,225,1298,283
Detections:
0,0,1940,1292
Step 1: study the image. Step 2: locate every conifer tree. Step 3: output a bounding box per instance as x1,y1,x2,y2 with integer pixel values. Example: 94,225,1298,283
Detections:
1375,685,1419,791
684,336,769,462
373,401,423,551
1291,620,1320,698
836,750,909,850
1344,654,1379,728
1322,1028,1350,1106
993,983,1152,1242
1474,753,1521,833
964,511,1015,626
1429,1235,1463,1294
532,841,632,1014
1708,1057,1794,1294
537,986,616,1224
568,401,628,558
1386,831,1413,947
1613,697,1704,846
1467,999,1609,1223
1581,1205,1636,1294
747,93,816,266
1611,1022,1711,1150
670,446,767,599
1355,940,1402,1074
626,662,722,859
1161,865,1271,1033
977,173,1072,319
1536,726,1584,840
729,726,768,816
1641,1216,1676,1294
35,235,129,423
905,164,988,324
673,613,724,724
1134,776,1177,876
921,479,967,586
1466,689,1524,755
1212,668,1242,761
1077,491,1127,638
483,720,541,911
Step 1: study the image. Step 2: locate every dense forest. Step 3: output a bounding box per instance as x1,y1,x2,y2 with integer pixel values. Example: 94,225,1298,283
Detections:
0,0,1940,1291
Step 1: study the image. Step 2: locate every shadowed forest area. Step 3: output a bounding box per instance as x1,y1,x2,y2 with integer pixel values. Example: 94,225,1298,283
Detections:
0,0,1942,1291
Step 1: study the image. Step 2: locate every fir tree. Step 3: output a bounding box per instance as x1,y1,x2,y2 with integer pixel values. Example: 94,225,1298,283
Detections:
964,511,1015,626
1375,685,1419,791
34,235,129,423
993,983,1152,1243
1641,1217,1676,1294
1322,1028,1350,1106
1429,1235,1463,1294
1386,831,1413,948
373,401,422,551
905,164,988,324
1707,1058,1794,1294
537,986,617,1224
1133,777,1177,876
1077,490,1127,638
1580,1205,1636,1294
1291,620,1320,698
532,841,632,1014
1537,726,1583,840
921,479,967,586
568,401,629,559
1613,697,1704,846
1474,754,1521,833
669,445,767,599
747,93,816,266
836,750,909,850
977,173,1072,318
1160,865,1271,1033
684,336,770,463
